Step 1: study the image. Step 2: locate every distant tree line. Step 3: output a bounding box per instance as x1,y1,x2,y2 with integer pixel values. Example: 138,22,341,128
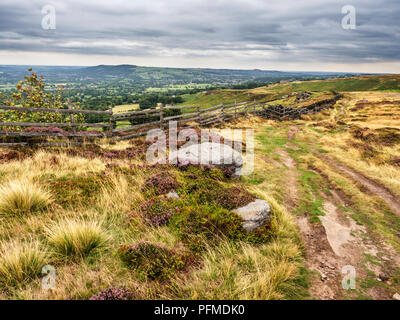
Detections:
138,94,184,109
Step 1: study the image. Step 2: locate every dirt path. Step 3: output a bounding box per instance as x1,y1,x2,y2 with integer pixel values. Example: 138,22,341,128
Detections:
277,142,398,300
315,152,400,217
275,145,344,299
275,148,298,211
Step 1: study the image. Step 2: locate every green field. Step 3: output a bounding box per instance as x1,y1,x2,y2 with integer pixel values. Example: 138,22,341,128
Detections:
145,83,214,93
112,104,140,114
178,74,400,108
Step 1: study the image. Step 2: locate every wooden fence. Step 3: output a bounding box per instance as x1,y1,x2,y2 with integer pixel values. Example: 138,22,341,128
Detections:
0,94,342,146
111,101,261,141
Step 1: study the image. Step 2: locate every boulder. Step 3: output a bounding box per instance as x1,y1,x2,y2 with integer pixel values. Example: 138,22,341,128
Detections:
232,199,271,232
169,142,243,176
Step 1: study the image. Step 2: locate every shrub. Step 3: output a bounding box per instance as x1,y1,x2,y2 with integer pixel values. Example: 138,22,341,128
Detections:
197,186,255,210
168,205,244,252
0,240,48,287
139,198,180,227
142,173,179,195
179,175,255,210
46,218,108,260
117,242,187,281
169,204,272,251
0,179,52,216
90,287,134,300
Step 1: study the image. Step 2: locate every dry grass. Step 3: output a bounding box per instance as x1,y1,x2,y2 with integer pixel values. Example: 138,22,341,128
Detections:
0,239,48,288
173,240,301,300
0,179,52,216
46,218,109,260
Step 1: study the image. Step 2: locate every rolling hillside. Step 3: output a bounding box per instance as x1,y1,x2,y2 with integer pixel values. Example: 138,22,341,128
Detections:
179,74,400,108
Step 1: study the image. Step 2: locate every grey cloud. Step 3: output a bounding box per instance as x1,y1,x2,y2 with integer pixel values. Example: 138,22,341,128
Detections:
0,0,399,65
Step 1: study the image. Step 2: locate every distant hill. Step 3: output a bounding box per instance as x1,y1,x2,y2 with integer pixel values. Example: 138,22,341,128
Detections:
0,64,363,86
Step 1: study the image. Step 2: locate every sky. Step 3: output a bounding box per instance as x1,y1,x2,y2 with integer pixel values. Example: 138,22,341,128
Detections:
0,0,399,73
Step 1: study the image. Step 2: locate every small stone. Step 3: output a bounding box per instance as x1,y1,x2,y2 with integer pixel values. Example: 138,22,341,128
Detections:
321,273,328,281
166,191,180,199
393,293,400,300
378,274,389,282
232,199,271,232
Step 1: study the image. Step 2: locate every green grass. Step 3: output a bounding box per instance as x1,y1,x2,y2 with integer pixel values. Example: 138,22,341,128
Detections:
178,75,400,109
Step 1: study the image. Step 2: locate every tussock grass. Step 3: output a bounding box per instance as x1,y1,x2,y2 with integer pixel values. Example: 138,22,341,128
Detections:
172,240,303,300
0,239,48,287
46,218,108,260
0,179,52,216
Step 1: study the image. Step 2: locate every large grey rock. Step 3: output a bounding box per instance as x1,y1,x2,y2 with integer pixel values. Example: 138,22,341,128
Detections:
233,199,271,232
169,142,243,176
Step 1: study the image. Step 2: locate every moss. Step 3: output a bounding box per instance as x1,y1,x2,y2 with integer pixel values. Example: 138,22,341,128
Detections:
295,169,326,223
117,242,189,281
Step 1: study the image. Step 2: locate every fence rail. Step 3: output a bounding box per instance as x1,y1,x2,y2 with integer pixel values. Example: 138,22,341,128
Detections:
0,93,342,146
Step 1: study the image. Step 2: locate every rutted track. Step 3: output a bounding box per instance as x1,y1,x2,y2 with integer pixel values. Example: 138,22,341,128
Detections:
315,152,400,217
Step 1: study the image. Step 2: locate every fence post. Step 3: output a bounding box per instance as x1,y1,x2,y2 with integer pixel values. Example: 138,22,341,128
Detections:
108,106,114,137
197,106,201,126
234,100,237,119
67,99,77,143
160,103,164,129
221,104,225,123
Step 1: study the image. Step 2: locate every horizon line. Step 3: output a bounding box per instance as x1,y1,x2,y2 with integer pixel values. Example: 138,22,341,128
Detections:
0,63,382,75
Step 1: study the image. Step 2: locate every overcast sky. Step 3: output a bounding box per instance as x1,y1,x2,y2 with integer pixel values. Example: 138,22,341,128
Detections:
0,0,399,72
